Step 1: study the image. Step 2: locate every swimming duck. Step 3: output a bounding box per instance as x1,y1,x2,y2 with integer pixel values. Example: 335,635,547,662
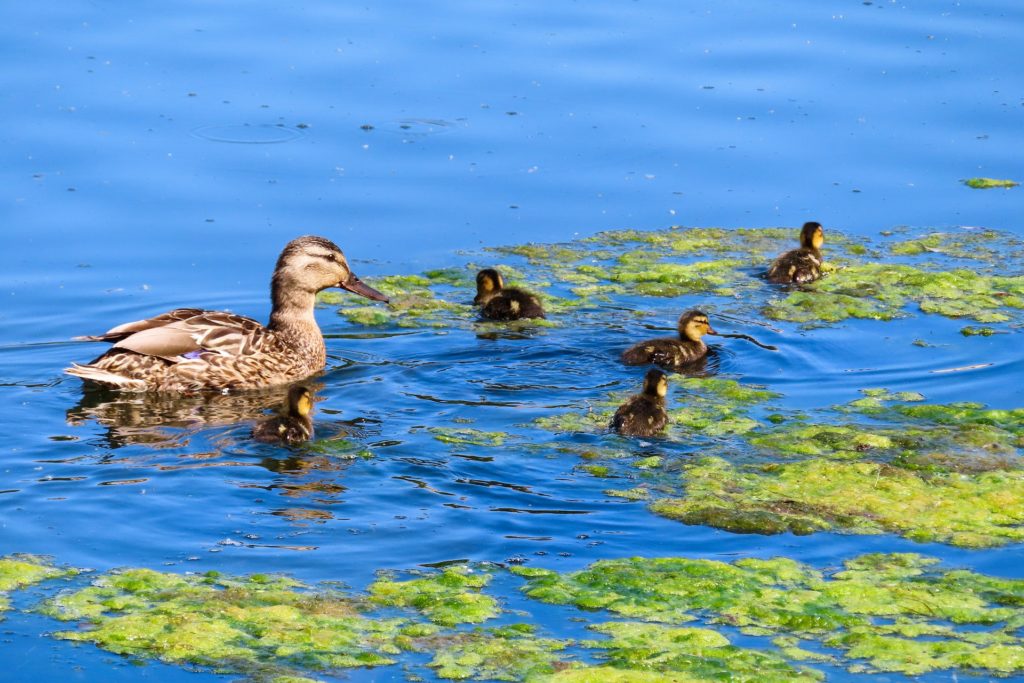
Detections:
474,268,545,321
252,385,314,445
621,310,716,371
766,221,825,284
65,236,388,392
611,369,669,437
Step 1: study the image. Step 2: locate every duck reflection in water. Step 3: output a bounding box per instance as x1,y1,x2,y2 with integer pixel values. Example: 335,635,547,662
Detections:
252,385,314,445
66,382,324,449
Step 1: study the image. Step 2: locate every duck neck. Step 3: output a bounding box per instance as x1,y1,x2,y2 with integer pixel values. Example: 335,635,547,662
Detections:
268,273,320,336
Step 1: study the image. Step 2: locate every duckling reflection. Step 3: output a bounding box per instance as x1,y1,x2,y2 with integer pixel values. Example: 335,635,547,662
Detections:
66,382,324,449
252,385,314,445
766,221,825,284
612,369,669,437
622,310,717,371
474,268,545,321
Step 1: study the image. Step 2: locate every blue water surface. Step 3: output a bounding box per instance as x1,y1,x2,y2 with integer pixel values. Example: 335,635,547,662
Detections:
2,1,1023,681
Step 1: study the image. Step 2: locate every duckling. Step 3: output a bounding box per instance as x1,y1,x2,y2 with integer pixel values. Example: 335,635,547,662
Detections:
621,310,716,371
767,221,825,284
252,385,314,445
474,268,546,321
66,236,388,392
612,369,669,437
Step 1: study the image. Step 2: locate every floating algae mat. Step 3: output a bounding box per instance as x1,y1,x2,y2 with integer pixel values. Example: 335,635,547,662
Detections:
538,379,1024,547
0,555,76,619
18,553,1024,680
512,552,1024,677
325,226,1024,330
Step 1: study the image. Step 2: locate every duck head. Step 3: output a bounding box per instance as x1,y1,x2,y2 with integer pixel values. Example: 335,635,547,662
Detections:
272,235,388,303
800,221,824,251
678,310,716,342
642,368,669,399
474,268,505,304
287,384,314,419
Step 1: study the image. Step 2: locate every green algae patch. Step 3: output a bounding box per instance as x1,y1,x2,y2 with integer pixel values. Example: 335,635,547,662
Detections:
513,554,1024,678
42,568,405,678
575,622,822,683
964,177,1019,189
429,427,509,447
368,566,499,626
0,555,77,618
961,325,999,336
765,263,1024,325
657,456,1024,547
422,623,570,681
888,229,1024,261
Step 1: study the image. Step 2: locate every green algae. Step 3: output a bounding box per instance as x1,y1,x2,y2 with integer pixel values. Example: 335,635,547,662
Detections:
42,568,405,677
368,566,500,626
0,555,75,618
964,177,1019,189
961,325,999,336
656,456,1024,547
888,229,1024,261
765,263,1024,325
422,623,569,681
429,427,509,447
576,622,821,683
512,553,1024,677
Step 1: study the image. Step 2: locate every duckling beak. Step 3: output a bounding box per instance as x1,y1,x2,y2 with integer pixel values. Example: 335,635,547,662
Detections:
705,323,718,335
339,274,389,303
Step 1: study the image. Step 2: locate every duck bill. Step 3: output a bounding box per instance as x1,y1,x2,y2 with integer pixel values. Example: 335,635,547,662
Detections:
339,274,389,303
706,325,719,335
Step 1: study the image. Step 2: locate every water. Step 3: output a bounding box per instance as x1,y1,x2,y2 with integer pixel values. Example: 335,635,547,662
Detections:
2,1,1023,681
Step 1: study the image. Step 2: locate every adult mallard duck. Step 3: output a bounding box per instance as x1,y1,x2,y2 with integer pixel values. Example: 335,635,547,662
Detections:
611,369,669,437
621,310,716,371
65,236,388,391
252,385,314,445
766,221,825,284
474,268,545,321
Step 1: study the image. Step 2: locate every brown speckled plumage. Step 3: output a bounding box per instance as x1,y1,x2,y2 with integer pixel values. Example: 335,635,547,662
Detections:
474,268,545,321
66,236,388,392
621,310,716,371
767,221,825,284
612,369,669,437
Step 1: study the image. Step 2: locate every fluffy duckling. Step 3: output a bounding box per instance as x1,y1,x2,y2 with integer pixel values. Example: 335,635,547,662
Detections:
767,221,825,284
612,369,669,437
474,268,545,321
252,385,314,445
621,310,716,371
66,236,388,392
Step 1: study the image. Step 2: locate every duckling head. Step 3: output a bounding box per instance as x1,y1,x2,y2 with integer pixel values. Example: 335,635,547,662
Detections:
642,368,669,398
272,236,388,305
678,310,717,342
799,221,824,251
474,268,505,304
287,384,314,419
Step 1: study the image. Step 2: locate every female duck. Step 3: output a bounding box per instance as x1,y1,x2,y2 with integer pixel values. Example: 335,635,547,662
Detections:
621,310,716,371
612,369,669,437
66,236,388,392
252,385,314,445
474,268,545,321
767,221,825,284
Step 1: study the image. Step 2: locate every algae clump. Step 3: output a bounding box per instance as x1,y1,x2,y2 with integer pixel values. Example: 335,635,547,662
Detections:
368,565,500,626
964,177,1019,189
512,553,1024,677
0,555,76,618
42,568,404,677
656,456,1024,547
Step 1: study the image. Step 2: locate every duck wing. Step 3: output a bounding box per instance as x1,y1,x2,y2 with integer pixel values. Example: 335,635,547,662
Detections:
110,310,266,361
75,308,207,342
